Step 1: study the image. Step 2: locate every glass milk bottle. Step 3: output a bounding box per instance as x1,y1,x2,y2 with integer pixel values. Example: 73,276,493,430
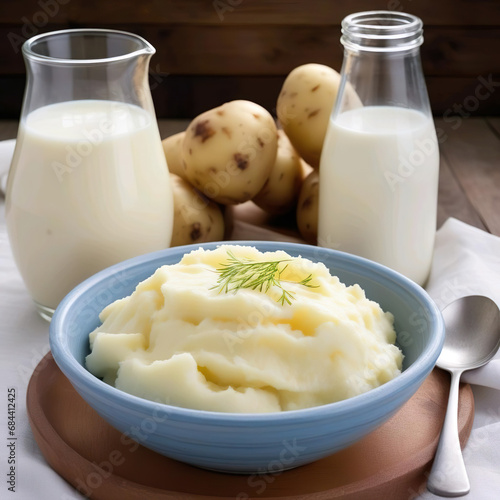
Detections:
318,11,439,286
5,29,173,320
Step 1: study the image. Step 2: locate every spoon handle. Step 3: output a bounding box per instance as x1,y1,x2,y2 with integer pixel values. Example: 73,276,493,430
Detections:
427,370,470,497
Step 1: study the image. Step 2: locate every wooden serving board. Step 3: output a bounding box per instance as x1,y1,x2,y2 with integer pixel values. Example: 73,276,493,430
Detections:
27,353,474,500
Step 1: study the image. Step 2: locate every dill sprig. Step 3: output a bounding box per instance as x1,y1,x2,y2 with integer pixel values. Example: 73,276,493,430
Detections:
212,250,318,305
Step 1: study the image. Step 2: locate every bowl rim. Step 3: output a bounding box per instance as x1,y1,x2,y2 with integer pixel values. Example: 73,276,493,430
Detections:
50,240,444,424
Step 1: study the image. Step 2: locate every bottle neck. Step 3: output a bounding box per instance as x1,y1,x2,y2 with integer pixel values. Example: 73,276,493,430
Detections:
341,11,423,53
332,11,431,119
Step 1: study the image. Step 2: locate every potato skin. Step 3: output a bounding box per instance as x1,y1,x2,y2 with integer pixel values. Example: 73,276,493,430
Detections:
182,100,278,205
253,130,303,215
162,132,187,180
277,63,360,169
296,170,319,244
170,174,225,247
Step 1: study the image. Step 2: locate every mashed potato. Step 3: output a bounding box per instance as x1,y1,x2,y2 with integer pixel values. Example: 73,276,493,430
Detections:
86,245,403,413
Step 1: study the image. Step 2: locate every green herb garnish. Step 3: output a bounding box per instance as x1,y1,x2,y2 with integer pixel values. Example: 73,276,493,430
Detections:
212,250,317,305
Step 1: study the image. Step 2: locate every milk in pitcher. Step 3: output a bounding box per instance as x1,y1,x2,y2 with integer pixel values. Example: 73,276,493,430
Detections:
6,100,173,309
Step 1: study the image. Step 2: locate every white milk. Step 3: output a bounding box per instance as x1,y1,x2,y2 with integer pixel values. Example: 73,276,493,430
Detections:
6,100,173,309
318,106,439,285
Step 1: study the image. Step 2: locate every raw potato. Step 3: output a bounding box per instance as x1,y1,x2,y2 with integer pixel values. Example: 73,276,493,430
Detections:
297,170,319,244
182,100,278,205
162,132,187,180
277,63,361,168
252,130,303,215
170,174,225,247
300,158,314,180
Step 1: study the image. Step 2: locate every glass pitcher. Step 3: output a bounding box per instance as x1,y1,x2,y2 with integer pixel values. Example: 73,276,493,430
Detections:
5,29,173,320
318,11,439,286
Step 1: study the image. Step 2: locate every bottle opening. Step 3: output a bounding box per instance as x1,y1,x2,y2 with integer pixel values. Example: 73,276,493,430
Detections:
23,29,155,64
341,11,423,52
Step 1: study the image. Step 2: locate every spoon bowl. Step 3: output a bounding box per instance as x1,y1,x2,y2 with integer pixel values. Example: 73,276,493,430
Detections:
437,295,500,371
427,295,500,497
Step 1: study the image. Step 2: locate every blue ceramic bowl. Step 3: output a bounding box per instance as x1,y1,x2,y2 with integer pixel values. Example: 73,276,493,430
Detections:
50,241,444,474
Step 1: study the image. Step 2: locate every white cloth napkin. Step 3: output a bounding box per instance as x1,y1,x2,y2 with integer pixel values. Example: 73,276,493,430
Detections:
0,139,15,196
426,218,500,389
0,136,499,499
421,218,500,500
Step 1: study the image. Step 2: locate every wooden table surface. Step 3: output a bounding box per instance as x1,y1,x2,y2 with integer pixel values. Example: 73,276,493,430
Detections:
1,117,499,238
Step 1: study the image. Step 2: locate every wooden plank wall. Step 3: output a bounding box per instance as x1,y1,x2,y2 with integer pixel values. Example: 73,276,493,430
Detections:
1,0,499,118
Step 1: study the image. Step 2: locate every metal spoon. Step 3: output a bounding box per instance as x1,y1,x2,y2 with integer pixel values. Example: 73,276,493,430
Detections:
427,295,500,497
